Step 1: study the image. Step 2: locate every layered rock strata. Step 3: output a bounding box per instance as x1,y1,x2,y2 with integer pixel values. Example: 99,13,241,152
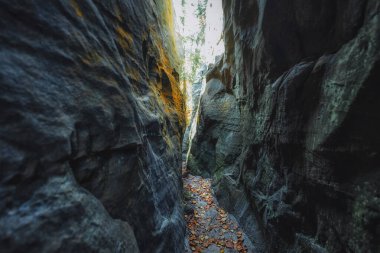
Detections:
0,0,185,252
188,0,380,252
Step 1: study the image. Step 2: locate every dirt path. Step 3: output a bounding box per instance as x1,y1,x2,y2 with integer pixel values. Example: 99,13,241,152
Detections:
183,174,254,253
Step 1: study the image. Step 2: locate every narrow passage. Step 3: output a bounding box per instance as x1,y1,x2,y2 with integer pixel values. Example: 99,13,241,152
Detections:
183,173,254,253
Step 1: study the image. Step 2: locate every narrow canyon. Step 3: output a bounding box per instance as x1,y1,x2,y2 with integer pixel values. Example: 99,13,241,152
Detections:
0,1,379,253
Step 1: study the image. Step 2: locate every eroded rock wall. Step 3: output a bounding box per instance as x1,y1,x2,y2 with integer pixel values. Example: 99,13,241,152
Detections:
188,0,380,252
182,66,207,162
0,0,185,252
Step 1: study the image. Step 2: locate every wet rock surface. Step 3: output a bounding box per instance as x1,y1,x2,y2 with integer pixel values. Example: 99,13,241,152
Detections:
188,0,380,252
0,0,185,252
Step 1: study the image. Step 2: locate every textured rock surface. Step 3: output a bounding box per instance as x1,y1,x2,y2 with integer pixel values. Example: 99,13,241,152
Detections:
0,0,185,252
188,0,380,252
187,59,242,179
182,65,208,162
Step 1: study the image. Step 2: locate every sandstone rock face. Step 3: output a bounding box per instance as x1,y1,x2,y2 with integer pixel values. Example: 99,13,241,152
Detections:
0,1,185,252
188,0,380,252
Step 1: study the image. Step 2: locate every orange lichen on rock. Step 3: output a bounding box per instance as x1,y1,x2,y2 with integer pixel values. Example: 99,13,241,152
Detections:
116,25,134,51
81,51,102,65
161,0,178,62
146,29,185,129
160,2,186,129
159,67,185,129
125,66,142,82
122,0,185,134
70,0,83,18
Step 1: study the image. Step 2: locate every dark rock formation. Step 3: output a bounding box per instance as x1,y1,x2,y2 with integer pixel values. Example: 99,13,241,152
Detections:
0,0,185,252
188,0,380,252
187,58,242,179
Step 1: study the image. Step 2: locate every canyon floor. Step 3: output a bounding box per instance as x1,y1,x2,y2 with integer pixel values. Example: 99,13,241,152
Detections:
183,173,255,253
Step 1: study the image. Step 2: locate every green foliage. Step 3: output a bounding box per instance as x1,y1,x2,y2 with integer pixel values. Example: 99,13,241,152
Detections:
180,16,185,26
190,48,202,82
177,0,209,84
194,0,208,46
195,0,208,18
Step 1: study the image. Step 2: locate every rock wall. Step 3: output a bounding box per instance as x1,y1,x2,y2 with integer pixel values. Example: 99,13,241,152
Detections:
182,65,207,162
188,0,380,252
187,57,242,179
0,1,185,252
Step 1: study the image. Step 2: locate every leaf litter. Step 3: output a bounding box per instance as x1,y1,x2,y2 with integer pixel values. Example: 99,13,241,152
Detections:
183,174,254,253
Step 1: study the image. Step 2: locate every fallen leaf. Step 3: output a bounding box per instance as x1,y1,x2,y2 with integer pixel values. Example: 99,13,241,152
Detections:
226,240,234,248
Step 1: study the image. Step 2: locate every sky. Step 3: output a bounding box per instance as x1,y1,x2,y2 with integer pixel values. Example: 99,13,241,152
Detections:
172,0,224,66
172,0,224,117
